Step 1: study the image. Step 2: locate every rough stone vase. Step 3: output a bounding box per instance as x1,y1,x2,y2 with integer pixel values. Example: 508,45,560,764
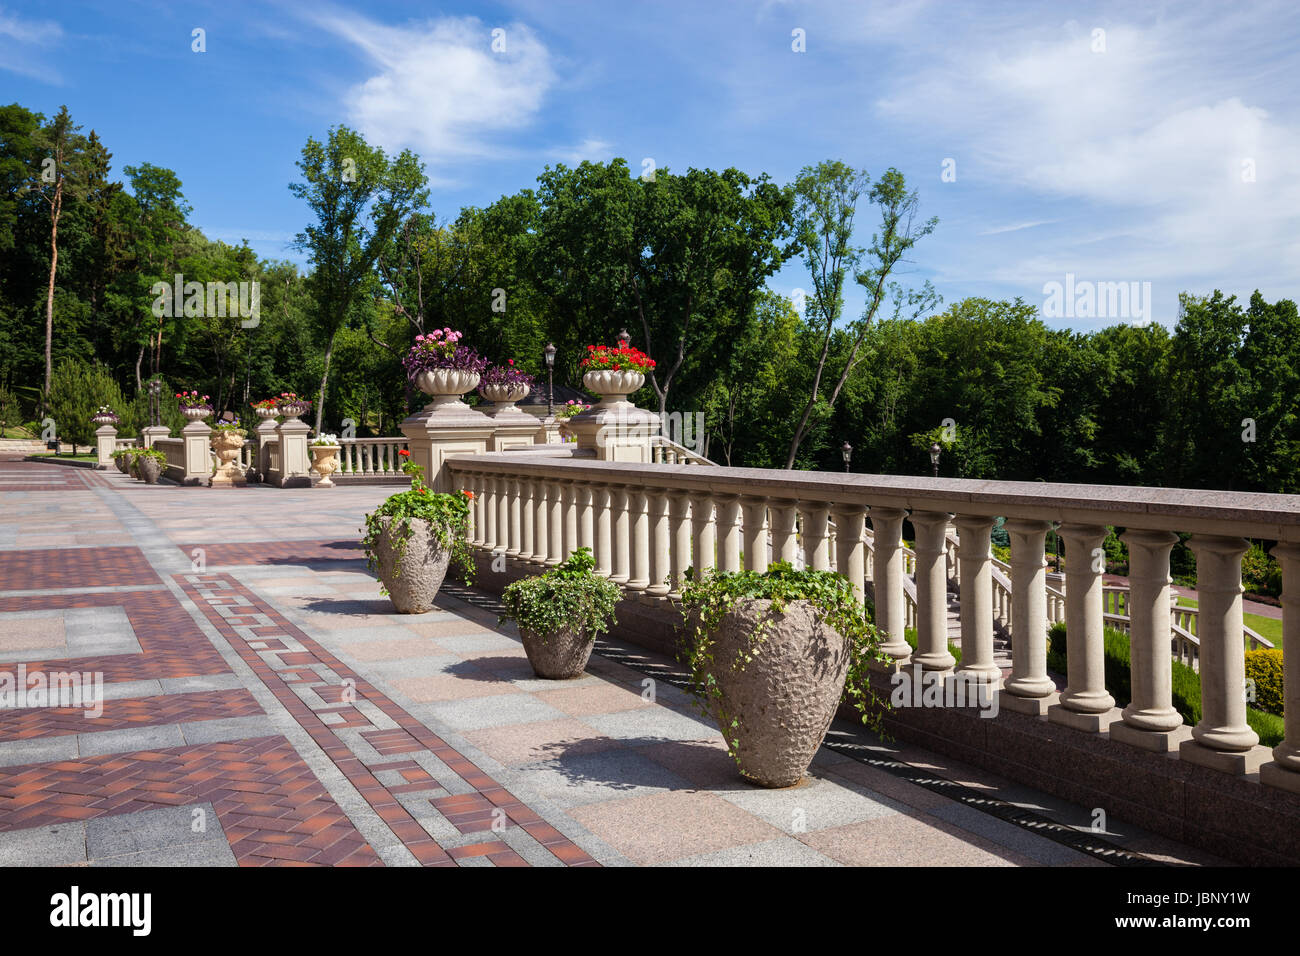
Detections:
137,456,162,485
115,455,130,474
519,625,595,679
372,517,452,614
706,598,852,788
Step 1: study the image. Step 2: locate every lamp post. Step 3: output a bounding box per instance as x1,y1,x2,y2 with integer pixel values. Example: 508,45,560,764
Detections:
929,441,941,478
544,342,557,417
148,378,161,428
840,441,852,473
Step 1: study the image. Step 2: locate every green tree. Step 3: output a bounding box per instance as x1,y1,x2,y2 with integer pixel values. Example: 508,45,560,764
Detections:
290,126,428,431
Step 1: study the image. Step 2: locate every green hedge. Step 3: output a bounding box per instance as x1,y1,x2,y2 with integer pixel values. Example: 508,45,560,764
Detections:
1245,648,1284,717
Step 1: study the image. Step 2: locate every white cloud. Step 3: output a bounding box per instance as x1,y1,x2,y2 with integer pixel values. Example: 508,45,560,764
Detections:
0,8,63,81
548,136,614,166
311,13,557,175
978,220,1058,236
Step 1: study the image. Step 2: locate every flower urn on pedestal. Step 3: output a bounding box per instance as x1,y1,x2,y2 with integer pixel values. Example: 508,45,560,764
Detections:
565,343,660,462
210,428,248,487
310,438,341,488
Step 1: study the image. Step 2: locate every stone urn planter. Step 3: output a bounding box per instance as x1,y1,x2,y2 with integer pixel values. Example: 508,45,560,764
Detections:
210,430,248,487
479,382,530,413
369,517,452,613
310,444,341,488
277,401,309,421
92,413,118,427
137,455,162,485
114,453,131,474
703,598,853,788
254,406,278,420
414,369,481,410
182,406,212,423
519,626,596,680
582,369,644,408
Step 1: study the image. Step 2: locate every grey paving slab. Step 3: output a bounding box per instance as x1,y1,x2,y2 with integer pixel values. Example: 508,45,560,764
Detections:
719,774,901,833
158,674,247,694
664,836,843,867
91,839,238,867
100,679,165,701
352,654,468,679
504,747,695,809
430,633,524,654
0,735,79,767
86,803,222,859
76,724,185,757
0,822,88,866
579,706,718,744
412,693,567,732
927,801,1095,865
179,714,279,745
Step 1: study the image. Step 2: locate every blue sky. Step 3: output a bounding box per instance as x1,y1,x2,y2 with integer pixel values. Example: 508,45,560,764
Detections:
3,0,1299,330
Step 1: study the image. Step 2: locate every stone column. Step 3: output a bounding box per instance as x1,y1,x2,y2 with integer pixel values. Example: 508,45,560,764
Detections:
507,478,523,557
1049,524,1117,732
399,387,495,493
628,489,650,590
690,493,715,575
831,505,866,604
593,485,613,577
254,417,278,483
768,501,799,565
141,425,169,449
1262,543,1300,793
274,417,311,488
532,481,550,566
911,511,955,674
610,486,630,584
94,425,117,469
647,490,671,597
867,508,909,664
1001,518,1056,714
181,420,214,486
562,481,579,558
715,495,742,573
1112,530,1186,751
547,480,564,567
482,476,499,553
467,473,483,547
954,515,1000,684
496,476,511,557
519,478,535,561
801,504,831,571
669,495,692,598
741,497,769,573
1180,535,1261,773
577,483,595,554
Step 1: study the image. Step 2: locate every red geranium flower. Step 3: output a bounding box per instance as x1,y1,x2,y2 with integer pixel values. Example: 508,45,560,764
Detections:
399,449,410,457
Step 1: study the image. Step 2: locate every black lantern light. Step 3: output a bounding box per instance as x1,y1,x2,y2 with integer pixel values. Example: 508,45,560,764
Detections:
840,441,852,473
543,342,557,416
929,441,941,478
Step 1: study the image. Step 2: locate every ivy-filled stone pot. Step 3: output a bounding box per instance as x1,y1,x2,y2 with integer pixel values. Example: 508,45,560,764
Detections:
361,456,474,614
679,562,886,789
136,449,166,485
499,548,621,679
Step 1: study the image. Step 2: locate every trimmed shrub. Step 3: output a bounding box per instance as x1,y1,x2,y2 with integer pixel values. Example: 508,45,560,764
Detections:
1245,648,1284,717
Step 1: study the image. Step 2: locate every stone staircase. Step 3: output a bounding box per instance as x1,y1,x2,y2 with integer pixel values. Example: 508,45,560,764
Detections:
943,586,1014,674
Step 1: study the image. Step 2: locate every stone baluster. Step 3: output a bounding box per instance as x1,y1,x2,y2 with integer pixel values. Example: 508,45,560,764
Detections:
669,495,692,598
869,507,909,664
483,476,499,553
831,504,866,604
576,483,595,554
741,497,769,573
1049,524,1117,731
518,477,535,561
610,487,630,584
801,504,831,571
1111,529,1184,750
1180,536,1260,773
532,480,550,566
911,512,955,673
647,490,671,597
628,489,650,590
1000,518,1055,714
1263,544,1300,793
469,473,485,547
715,495,742,573
955,515,1000,684
690,493,716,575
593,485,612,577
562,482,579,559
547,480,564,566
768,501,799,565
505,478,522,558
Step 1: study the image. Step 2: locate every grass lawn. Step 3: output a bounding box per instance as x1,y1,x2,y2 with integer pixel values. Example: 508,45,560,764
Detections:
29,451,98,461
1176,596,1281,646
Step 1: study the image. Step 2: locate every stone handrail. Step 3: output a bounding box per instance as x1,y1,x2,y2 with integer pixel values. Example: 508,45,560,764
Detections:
337,437,409,477
448,452,1300,792
650,435,715,466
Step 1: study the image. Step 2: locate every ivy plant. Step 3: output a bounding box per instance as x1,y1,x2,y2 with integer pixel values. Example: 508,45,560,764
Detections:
677,561,889,763
499,547,621,642
360,458,474,591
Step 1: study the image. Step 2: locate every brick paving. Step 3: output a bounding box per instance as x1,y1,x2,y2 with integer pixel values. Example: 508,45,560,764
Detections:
0,459,1228,867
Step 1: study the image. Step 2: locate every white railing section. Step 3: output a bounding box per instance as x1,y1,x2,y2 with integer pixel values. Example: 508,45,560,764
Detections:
448,452,1300,790
336,437,409,477
152,436,186,482
650,435,715,466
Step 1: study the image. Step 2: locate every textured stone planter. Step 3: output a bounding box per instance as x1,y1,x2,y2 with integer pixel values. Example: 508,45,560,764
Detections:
137,456,162,485
519,625,595,679
115,454,130,474
210,430,248,487
371,517,452,614
706,598,852,788
310,445,340,488
479,382,530,413
182,406,212,422
582,369,645,407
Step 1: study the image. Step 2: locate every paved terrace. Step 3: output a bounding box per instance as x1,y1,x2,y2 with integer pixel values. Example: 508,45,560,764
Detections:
0,458,1222,867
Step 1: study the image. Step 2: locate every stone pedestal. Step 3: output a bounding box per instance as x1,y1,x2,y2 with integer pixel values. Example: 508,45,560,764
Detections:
141,425,170,449
567,371,659,463
400,394,495,494
487,403,544,452
179,421,213,486
274,418,312,488
254,418,279,483
94,425,117,469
